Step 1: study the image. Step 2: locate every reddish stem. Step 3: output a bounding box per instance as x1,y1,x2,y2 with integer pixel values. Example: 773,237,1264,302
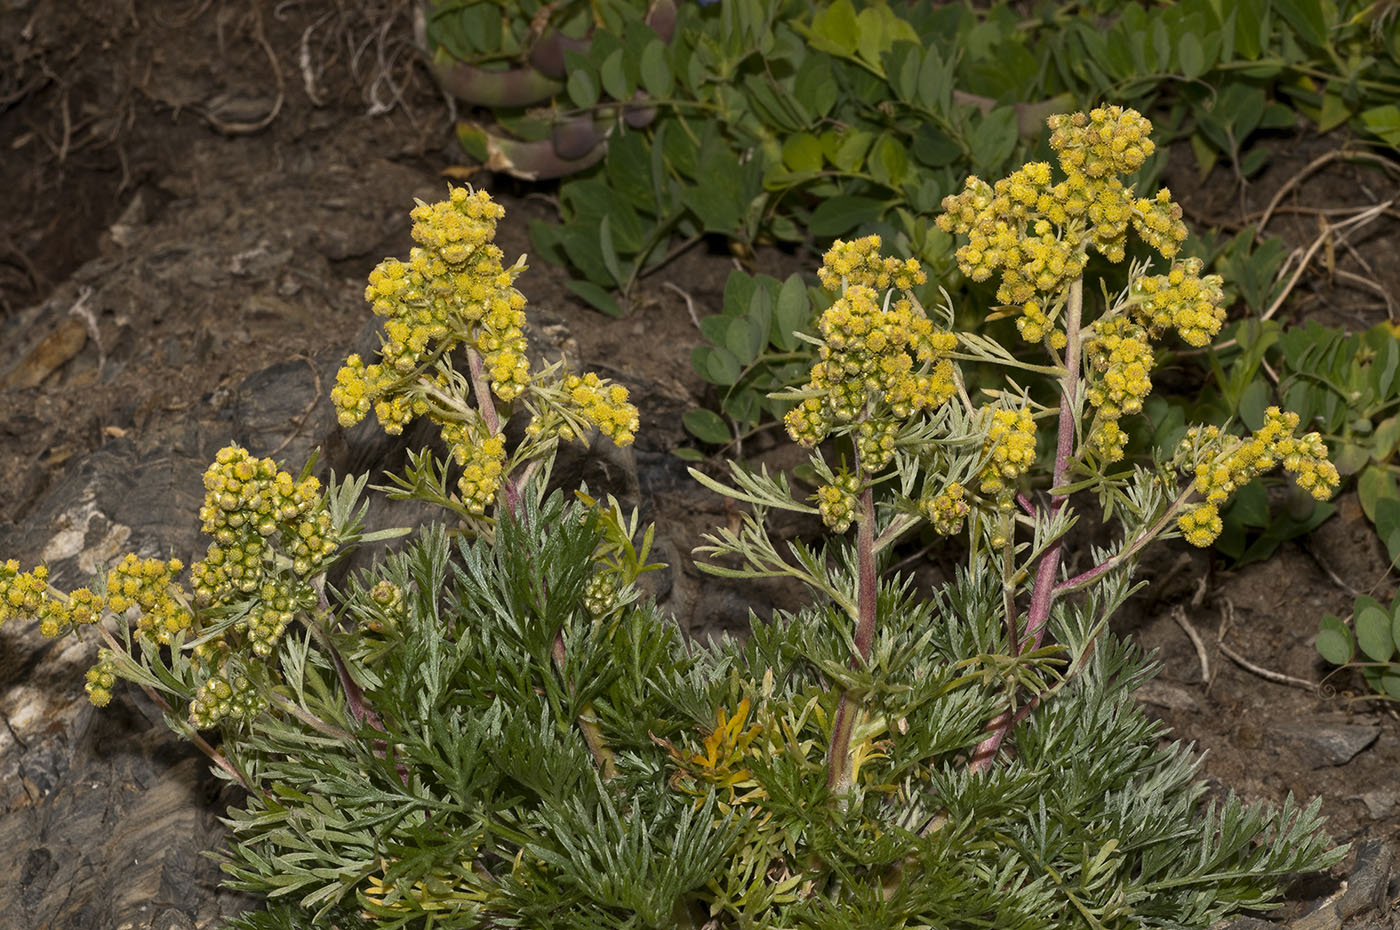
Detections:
970,277,1082,773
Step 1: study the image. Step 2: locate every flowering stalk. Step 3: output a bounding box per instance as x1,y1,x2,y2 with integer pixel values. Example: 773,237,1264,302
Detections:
970,275,1081,772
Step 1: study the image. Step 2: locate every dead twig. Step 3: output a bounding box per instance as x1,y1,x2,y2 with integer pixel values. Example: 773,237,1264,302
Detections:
663,281,702,331
1216,599,1318,692
1172,605,1211,684
1258,149,1400,233
1260,200,1393,322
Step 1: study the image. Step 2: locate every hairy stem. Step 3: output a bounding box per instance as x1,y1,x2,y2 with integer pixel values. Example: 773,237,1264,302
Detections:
826,486,878,795
970,276,1083,773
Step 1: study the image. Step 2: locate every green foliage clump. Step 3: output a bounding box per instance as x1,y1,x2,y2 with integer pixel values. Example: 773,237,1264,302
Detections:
4,110,1354,930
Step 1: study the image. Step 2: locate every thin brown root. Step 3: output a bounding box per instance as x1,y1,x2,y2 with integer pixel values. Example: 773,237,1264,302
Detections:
1172,605,1212,685
1216,599,1318,692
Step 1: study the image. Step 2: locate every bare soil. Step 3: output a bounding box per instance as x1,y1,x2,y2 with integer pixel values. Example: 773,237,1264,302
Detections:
1,3,1399,928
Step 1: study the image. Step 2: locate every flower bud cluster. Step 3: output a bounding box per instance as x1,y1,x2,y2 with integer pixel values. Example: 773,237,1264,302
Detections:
856,418,899,473
105,554,191,646
938,107,1190,346
785,252,957,449
190,446,337,608
817,235,926,292
238,577,316,657
920,483,970,536
1176,408,1341,546
85,647,118,707
0,562,102,637
188,666,266,729
441,421,508,516
1130,257,1226,347
978,407,1037,501
331,186,531,434
1084,319,1154,461
584,571,619,617
817,472,861,533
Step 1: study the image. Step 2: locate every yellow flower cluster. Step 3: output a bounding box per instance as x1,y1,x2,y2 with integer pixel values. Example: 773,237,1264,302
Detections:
920,483,970,536
331,186,531,434
1177,502,1223,548
0,562,102,637
938,164,1090,308
1084,319,1154,461
105,554,191,646
1130,257,1227,347
978,407,1036,501
333,354,419,434
937,107,1190,345
1048,106,1155,180
784,282,957,447
1130,188,1189,259
563,372,640,446
817,472,861,533
817,235,927,292
441,420,508,515
1177,408,1341,546
190,446,337,607
188,666,266,729
85,648,118,707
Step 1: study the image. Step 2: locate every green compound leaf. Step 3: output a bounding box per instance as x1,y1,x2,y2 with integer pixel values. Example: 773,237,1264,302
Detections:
1377,497,1400,565
640,39,673,99
567,69,599,109
1316,614,1354,666
1360,105,1400,148
683,409,733,445
601,47,630,102
1355,596,1394,663
782,133,824,173
1357,465,1400,524
968,106,1019,171
1373,415,1400,461
1176,32,1206,79
808,195,885,237
1237,378,1271,431
692,345,742,386
808,0,859,56
565,279,622,317
1391,597,1400,661
1272,0,1331,48
793,53,838,119
725,314,763,367
772,274,810,352
869,133,909,189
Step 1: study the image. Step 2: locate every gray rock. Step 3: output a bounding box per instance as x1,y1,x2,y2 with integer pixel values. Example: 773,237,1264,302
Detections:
1273,720,1381,768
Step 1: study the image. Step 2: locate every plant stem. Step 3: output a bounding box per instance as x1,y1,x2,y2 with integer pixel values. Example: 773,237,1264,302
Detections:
970,276,1083,774
826,486,877,795
1053,486,1195,596
95,624,257,794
